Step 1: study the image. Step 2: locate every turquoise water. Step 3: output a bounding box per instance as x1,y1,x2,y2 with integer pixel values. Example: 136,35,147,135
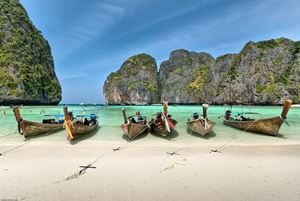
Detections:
0,105,299,145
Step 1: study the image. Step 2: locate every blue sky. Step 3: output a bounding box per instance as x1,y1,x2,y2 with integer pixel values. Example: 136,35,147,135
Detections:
20,0,300,104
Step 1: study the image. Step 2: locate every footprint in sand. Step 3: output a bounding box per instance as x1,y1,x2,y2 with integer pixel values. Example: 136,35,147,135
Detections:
161,164,175,172
66,172,81,181
161,158,188,172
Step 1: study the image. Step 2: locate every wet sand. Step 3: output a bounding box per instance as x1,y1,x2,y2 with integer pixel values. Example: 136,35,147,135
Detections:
1,139,300,201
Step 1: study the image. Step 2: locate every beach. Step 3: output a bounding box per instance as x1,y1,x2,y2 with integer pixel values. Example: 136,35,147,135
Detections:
1,140,300,201
0,105,300,201
1,0,300,200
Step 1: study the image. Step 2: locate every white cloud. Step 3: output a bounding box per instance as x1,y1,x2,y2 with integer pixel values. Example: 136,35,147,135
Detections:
55,2,125,58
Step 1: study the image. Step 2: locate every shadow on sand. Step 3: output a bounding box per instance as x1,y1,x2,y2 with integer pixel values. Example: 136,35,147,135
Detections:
121,130,149,142
227,127,287,139
187,128,216,140
24,128,64,141
276,133,287,139
150,129,179,141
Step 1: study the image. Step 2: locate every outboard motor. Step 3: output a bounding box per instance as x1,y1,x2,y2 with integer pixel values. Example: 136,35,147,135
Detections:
193,113,199,120
225,110,231,120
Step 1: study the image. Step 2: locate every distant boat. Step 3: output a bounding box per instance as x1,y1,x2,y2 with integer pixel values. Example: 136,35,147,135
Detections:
63,106,98,142
187,104,215,136
151,104,162,106
121,108,149,140
291,104,300,108
135,103,148,106
223,100,292,136
150,101,177,137
13,106,63,138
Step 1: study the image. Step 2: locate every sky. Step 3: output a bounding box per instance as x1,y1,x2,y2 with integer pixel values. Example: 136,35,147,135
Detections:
20,0,300,104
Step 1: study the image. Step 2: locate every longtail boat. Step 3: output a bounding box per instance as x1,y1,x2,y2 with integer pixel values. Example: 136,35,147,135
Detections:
13,106,63,138
223,100,292,136
187,104,215,136
63,106,98,142
121,109,148,140
150,101,177,137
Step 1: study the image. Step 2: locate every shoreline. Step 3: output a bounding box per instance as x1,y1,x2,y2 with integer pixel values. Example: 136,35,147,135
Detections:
1,103,300,107
1,104,299,200
1,139,300,148
1,130,300,148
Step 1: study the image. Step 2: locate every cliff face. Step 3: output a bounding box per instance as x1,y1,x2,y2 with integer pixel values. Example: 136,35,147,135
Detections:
103,37,300,105
103,54,159,104
159,49,215,103
209,54,237,104
214,38,300,104
0,0,61,105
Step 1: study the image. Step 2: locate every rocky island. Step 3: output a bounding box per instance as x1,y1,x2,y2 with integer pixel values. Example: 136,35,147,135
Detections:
0,0,61,105
104,38,300,105
103,54,159,105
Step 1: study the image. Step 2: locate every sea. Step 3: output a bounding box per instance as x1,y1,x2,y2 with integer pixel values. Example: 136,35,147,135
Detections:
0,105,299,146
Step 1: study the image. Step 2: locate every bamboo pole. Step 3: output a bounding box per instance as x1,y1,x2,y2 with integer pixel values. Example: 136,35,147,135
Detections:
202,104,208,119
163,101,168,116
13,106,22,122
122,108,128,124
281,100,292,119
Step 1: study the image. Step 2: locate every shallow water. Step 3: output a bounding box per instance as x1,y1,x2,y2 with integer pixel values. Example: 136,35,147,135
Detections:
0,105,299,145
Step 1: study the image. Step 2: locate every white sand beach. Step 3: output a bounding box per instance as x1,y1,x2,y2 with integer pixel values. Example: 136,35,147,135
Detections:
1,139,300,201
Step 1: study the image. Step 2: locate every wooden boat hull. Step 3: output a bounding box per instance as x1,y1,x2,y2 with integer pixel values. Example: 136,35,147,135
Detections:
187,119,215,136
150,118,177,137
122,123,148,140
13,106,63,138
224,117,283,136
68,124,98,139
19,120,63,138
63,106,99,141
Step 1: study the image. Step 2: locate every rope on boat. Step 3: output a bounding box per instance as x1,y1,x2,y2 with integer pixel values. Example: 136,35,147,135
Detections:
0,127,62,157
210,120,258,153
166,137,196,157
212,101,293,153
166,123,198,157
0,141,31,156
67,140,132,179
69,137,151,180
0,130,18,138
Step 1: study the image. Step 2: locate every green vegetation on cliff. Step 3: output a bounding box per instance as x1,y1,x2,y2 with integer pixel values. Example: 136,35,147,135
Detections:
275,64,293,85
104,37,300,105
256,84,275,94
294,41,300,54
188,66,209,90
256,38,287,49
0,0,61,104
103,54,159,104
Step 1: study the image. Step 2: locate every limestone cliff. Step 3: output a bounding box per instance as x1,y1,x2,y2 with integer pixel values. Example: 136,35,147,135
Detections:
159,49,215,103
103,54,159,105
214,38,300,104
0,0,61,105
103,38,300,105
